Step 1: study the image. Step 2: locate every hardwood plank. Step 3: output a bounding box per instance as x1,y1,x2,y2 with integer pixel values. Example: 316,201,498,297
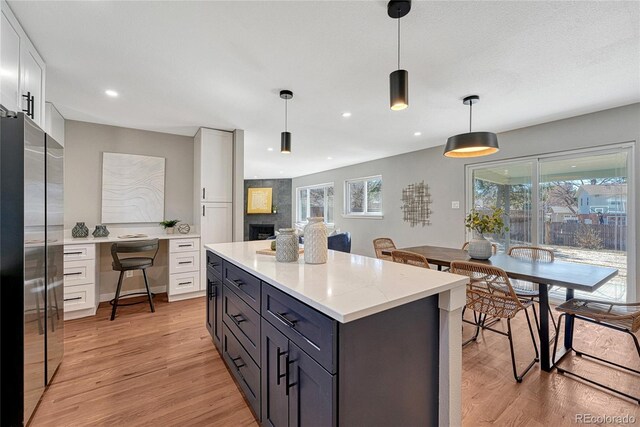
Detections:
30,295,640,426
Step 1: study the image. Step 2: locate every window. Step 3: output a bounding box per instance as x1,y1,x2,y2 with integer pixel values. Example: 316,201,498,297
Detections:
344,175,383,217
296,183,334,223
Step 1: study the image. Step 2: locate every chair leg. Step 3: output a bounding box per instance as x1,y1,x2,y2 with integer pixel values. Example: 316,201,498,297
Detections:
110,271,125,321
142,269,155,313
462,311,483,346
507,314,539,383
524,307,540,362
35,280,44,335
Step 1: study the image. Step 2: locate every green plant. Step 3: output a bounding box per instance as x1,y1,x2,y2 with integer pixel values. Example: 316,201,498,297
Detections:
464,207,509,235
160,219,180,228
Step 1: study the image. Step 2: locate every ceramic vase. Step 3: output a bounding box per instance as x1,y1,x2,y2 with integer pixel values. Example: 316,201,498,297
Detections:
276,229,299,263
92,225,110,238
71,222,89,238
467,233,492,260
166,227,175,235
303,217,328,264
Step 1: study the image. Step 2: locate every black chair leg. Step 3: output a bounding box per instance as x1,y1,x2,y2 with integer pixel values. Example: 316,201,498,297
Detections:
111,271,125,321
507,312,539,383
142,269,155,313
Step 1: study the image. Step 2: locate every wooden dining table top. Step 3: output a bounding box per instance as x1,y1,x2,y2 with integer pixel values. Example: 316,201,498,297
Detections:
383,245,618,293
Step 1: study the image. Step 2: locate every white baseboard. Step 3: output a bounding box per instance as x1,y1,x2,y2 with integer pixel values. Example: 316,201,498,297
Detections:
99,285,167,303
168,290,205,302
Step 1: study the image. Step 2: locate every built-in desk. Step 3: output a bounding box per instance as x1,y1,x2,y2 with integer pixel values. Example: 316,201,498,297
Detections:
63,232,202,319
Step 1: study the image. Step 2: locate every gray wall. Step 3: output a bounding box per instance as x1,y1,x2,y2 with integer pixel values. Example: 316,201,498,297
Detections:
244,179,292,240
292,104,639,269
64,120,194,229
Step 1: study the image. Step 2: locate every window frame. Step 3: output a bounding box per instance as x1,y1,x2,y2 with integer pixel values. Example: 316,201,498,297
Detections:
343,174,384,218
295,182,334,224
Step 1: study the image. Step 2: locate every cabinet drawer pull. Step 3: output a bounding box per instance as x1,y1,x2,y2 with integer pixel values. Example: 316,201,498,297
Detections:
64,272,83,276
276,347,287,385
232,279,245,287
274,311,297,328
178,244,191,248
231,356,245,370
64,296,83,302
178,261,192,265
178,281,192,286
64,251,83,255
208,261,220,268
230,313,245,327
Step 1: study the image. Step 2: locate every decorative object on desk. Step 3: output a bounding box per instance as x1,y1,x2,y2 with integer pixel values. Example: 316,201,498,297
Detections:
270,240,277,251
71,222,89,238
101,152,165,223
401,181,432,227
117,234,148,239
92,224,110,238
464,207,508,260
177,223,191,234
160,219,180,234
304,217,328,264
247,187,273,214
276,228,299,263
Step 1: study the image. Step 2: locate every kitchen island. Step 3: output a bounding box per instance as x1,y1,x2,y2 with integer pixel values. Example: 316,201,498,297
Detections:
205,241,468,426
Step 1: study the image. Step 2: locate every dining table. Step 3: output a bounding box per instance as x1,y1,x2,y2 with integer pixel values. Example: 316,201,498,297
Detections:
382,245,619,372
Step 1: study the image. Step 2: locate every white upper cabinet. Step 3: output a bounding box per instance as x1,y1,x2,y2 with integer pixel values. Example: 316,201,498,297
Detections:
1,7,20,113
0,1,46,128
194,128,233,203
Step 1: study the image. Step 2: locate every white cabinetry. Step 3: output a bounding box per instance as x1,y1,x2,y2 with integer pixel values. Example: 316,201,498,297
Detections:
194,128,233,203
168,237,201,300
0,1,46,128
45,102,64,145
63,244,99,320
194,127,235,291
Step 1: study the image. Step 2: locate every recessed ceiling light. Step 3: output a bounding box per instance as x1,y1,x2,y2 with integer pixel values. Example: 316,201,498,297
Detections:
414,132,422,136
327,157,333,160
571,165,577,168
105,89,118,97
279,171,284,174
341,112,351,118
253,175,258,179
267,147,274,151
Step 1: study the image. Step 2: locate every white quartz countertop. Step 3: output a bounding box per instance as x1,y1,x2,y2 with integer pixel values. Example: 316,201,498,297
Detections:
205,241,469,323
64,233,200,245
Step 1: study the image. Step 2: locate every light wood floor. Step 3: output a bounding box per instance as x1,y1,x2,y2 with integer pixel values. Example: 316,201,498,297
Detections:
31,296,639,426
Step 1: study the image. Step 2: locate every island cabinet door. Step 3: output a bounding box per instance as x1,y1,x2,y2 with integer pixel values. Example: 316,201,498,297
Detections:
261,319,289,427
288,341,336,427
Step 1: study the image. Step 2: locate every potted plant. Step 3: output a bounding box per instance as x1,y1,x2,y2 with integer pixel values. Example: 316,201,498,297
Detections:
464,207,508,259
160,219,180,234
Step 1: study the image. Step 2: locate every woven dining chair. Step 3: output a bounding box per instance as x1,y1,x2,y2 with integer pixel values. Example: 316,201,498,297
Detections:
391,250,431,269
450,261,539,382
507,246,557,336
552,299,640,403
373,238,396,261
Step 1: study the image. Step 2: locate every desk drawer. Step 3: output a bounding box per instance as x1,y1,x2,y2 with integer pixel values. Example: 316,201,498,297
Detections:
223,263,260,312
223,285,260,365
63,283,95,312
222,325,261,417
170,238,199,253
169,271,200,295
262,283,337,373
207,251,223,277
169,250,200,274
63,244,95,261
63,260,95,287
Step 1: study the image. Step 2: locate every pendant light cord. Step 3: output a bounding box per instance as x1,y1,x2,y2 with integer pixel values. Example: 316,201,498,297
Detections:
469,101,473,132
397,14,401,70
284,98,288,132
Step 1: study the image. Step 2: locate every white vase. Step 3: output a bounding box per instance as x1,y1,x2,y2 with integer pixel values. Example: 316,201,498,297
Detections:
303,217,328,264
166,227,175,235
276,228,299,263
467,233,492,260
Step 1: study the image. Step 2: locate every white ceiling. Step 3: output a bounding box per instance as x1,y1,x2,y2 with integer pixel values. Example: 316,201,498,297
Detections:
8,1,640,179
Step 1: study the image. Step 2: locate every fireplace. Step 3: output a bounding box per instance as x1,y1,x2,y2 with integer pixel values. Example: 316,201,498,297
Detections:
249,224,275,241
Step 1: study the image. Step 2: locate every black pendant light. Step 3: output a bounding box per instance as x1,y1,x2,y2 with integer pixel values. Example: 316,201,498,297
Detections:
443,95,499,158
280,90,293,153
388,0,411,111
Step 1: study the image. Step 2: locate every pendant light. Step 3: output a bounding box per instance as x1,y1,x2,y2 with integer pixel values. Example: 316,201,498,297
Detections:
443,95,499,158
280,90,293,153
388,0,411,111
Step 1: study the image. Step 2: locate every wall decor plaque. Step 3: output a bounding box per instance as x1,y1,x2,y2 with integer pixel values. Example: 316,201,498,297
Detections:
247,187,273,214
401,181,432,227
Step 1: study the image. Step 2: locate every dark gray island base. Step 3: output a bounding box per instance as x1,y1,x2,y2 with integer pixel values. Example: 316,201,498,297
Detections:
205,249,457,426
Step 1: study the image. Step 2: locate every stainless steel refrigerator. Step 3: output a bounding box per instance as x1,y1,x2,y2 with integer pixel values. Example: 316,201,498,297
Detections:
1,110,64,426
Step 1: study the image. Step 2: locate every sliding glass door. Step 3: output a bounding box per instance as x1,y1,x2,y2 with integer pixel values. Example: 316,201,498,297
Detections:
467,145,634,302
